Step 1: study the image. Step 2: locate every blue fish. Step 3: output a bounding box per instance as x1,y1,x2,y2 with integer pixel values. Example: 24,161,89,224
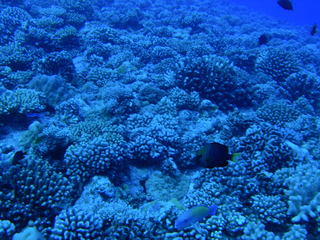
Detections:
175,205,218,230
25,112,45,119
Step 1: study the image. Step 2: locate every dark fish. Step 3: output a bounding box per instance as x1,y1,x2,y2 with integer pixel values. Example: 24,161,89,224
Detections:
311,24,317,36
277,0,293,10
0,182,12,191
258,34,270,45
140,178,148,194
196,142,238,168
12,151,26,165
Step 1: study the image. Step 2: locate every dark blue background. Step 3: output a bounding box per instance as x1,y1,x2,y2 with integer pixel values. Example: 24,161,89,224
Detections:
229,0,320,26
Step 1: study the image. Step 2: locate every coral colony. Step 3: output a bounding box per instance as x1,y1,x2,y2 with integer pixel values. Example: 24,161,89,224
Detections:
0,0,320,239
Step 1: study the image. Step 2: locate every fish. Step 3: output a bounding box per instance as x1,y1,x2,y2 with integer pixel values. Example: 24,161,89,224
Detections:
175,205,218,230
196,142,239,169
170,198,185,210
258,34,270,45
311,24,317,36
25,112,46,119
12,151,26,165
277,0,293,10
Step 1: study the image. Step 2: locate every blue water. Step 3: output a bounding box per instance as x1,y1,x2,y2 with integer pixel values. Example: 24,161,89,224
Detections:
0,0,319,239
230,0,320,25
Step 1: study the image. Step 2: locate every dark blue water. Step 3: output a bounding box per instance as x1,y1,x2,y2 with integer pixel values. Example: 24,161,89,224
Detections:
230,0,320,26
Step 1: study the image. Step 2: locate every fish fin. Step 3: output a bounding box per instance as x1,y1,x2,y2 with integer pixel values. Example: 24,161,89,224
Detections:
208,205,218,215
170,198,185,210
194,223,205,234
231,153,241,162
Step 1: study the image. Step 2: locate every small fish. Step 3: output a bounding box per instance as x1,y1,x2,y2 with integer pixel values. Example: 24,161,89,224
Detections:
258,34,270,45
12,151,26,165
25,112,45,119
277,0,293,10
311,24,317,36
175,205,218,230
196,142,239,169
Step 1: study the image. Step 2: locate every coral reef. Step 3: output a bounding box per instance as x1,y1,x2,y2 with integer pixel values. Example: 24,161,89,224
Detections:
64,128,128,186
0,0,319,239
0,160,74,233
256,48,300,82
280,70,320,109
256,101,300,126
50,208,103,240
0,89,46,115
285,161,320,223
176,55,252,110
0,220,15,240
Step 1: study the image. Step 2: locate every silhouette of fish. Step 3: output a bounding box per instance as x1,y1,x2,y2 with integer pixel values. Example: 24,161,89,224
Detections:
277,0,293,10
196,142,239,169
258,34,270,45
311,24,317,36
12,151,26,165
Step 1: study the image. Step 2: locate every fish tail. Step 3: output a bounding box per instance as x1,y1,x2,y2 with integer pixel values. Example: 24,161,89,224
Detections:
231,153,241,162
208,205,218,216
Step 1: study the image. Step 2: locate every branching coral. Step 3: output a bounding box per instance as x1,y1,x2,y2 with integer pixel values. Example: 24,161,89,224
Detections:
0,7,31,31
64,135,128,184
37,51,75,80
0,43,33,71
257,101,300,126
0,220,15,240
284,161,320,223
176,55,251,110
50,208,103,240
0,89,46,116
10,161,74,212
256,48,300,82
0,1,318,239
280,70,320,108
250,194,287,225
241,221,280,240
0,160,74,231
236,124,296,172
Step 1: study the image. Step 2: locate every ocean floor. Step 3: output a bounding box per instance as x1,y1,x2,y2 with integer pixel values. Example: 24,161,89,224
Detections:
0,0,320,239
